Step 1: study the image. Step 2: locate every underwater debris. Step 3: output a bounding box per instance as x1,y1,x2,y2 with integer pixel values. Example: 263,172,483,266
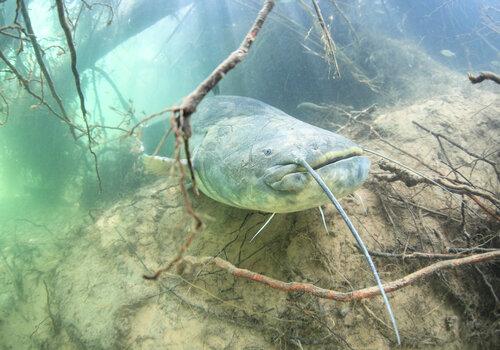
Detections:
440,49,456,58
55,0,102,193
468,71,500,85
310,0,341,78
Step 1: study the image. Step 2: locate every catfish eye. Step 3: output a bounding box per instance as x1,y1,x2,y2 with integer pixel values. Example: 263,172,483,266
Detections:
263,148,272,156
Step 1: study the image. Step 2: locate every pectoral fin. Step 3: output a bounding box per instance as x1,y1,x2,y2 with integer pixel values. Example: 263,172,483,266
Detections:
143,155,187,176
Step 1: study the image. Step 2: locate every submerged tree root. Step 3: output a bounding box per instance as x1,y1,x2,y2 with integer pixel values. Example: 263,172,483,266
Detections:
376,160,499,207
468,72,500,85
175,251,500,301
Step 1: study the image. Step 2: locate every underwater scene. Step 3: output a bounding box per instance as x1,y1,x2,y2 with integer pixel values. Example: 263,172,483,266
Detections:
0,0,499,349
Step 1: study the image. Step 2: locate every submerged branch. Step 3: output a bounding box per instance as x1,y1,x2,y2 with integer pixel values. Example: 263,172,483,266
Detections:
0,50,84,131
143,0,276,279
91,66,131,112
142,1,276,282
412,121,499,182
56,0,102,193
174,0,275,138
55,0,87,117
0,90,8,126
167,0,276,205
19,0,76,138
468,71,500,85
176,250,500,301
128,107,173,136
376,159,500,210
329,0,359,44
370,250,470,260
311,0,340,78
143,113,203,281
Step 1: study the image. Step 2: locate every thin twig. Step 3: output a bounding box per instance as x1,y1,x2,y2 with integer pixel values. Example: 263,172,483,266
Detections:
369,250,468,260
383,193,461,222
152,125,172,156
413,121,499,182
91,69,106,138
329,0,360,44
474,266,499,306
142,113,203,281
311,0,340,78
0,50,83,131
128,107,173,136
91,66,132,112
0,90,9,126
80,0,114,26
43,280,59,334
448,247,497,254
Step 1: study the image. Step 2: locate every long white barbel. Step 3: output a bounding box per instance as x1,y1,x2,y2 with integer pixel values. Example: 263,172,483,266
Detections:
299,158,401,345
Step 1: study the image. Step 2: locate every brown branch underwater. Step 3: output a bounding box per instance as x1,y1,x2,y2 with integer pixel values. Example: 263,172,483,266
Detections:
468,71,500,85
143,113,203,281
412,121,499,182
0,49,89,135
55,0,102,192
311,0,340,78
376,160,500,210
172,250,500,301
174,0,275,138
19,0,76,138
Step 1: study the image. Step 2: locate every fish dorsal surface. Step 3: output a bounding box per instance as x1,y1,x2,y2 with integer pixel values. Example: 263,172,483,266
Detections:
189,95,290,150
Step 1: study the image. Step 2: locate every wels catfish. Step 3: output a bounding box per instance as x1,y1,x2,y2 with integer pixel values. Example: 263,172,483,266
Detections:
142,95,400,344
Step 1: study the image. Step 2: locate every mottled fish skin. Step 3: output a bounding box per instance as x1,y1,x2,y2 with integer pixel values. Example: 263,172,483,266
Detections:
189,96,370,213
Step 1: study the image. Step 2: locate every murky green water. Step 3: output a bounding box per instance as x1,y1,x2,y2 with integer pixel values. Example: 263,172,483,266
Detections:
1,1,498,349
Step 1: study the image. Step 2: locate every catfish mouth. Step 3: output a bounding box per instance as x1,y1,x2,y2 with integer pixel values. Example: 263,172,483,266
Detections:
264,146,364,191
308,147,364,170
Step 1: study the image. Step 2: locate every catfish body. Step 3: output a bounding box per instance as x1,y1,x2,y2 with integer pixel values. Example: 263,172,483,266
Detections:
186,96,370,213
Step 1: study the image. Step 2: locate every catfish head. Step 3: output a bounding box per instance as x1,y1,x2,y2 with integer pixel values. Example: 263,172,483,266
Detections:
193,113,370,213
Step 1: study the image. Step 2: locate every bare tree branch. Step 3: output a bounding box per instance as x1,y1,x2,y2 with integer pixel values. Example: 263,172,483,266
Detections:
0,90,8,126
311,0,340,78
468,71,500,84
0,49,84,131
412,121,499,182
175,251,500,301
376,160,500,209
144,0,276,280
55,0,102,192
174,0,276,137
19,0,76,137
329,0,359,44
369,250,469,260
